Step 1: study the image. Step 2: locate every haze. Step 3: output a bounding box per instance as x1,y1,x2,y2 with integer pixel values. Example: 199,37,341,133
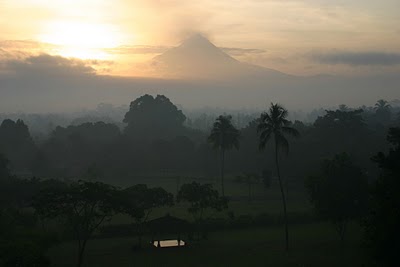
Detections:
1,2,400,266
0,0,399,112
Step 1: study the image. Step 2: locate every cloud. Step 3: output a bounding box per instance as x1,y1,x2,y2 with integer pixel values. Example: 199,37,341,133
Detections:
1,54,96,76
0,54,109,112
105,45,170,55
221,47,266,56
106,44,266,57
0,51,400,114
0,40,48,49
0,40,58,57
311,51,400,66
119,0,214,43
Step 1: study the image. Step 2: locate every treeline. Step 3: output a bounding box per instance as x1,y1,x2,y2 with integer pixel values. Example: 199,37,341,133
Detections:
1,94,399,266
0,95,398,184
0,163,226,266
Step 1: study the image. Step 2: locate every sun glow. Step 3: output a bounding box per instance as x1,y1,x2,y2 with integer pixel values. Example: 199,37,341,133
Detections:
39,21,124,60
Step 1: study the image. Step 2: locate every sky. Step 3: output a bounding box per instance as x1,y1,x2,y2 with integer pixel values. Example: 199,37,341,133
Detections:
1,0,400,77
0,0,399,113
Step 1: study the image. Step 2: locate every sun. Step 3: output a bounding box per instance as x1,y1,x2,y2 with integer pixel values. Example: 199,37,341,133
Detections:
38,20,124,60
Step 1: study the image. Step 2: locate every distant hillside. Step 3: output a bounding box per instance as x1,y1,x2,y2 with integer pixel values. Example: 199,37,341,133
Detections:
152,34,290,80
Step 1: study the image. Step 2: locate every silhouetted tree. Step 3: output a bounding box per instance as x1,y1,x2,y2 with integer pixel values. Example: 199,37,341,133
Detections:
33,181,118,267
234,173,260,201
364,127,400,266
338,104,350,111
314,109,365,130
374,99,391,124
120,184,173,247
397,111,400,124
123,94,186,139
375,99,391,111
0,239,50,267
0,119,36,172
261,169,272,189
305,153,368,244
257,103,299,253
38,122,120,177
0,178,66,267
169,136,196,171
208,115,240,197
177,182,227,222
0,153,10,179
312,108,372,163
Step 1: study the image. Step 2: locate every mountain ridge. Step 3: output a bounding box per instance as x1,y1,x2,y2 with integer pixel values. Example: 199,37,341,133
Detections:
152,34,291,80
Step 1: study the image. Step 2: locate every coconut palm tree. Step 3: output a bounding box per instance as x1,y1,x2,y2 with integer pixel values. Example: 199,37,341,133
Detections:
234,173,260,201
208,115,240,197
374,99,391,111
374,99,392,123
257,103,299,253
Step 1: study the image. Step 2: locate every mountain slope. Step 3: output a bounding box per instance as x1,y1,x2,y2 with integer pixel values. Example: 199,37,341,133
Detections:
152,34,290,80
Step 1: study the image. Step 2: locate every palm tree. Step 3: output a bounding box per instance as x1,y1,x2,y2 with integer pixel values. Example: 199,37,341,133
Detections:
208,115,240,197
257,103,299,253
235,173,260,201
374,99,391,111
374,99,392,123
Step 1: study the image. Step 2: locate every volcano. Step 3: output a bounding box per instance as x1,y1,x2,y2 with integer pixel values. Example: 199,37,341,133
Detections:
152,34,289,80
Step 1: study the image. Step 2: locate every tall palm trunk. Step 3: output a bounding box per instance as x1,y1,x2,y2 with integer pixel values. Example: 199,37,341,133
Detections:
248,181,252,202
77,239,88,267
275,139,289,253
221,148,225,197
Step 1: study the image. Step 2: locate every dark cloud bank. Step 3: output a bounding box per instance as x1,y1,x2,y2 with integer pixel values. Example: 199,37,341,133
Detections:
106,45,266,56
0,53,399,113
312,51,400,66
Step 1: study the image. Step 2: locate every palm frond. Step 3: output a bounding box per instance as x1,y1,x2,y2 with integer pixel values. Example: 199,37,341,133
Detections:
259,137,267,150
258,129,272,150
282,126,300,138
257,102,299,154
208,115,240,151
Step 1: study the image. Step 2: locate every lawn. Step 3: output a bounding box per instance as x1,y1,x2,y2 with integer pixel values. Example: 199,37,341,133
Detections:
46,176,365,266
47,222,366,267
109,175,312,225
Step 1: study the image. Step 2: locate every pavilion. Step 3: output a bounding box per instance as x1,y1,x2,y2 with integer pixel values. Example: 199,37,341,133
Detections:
146,214,191,248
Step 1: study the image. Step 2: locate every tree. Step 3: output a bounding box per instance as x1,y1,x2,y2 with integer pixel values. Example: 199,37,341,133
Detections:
0,178,63,267
208,115,240,197
0,240,50,267
234,173,260,201
123,94,186,139
364,127,400,266
177,182,227,223
374,99,391,111
397,111,400,125
120,184,173,247
261,169,272,189
0,153,10,179
257,103,299,253
314,109,365,131
0,119,36,172
33,181,118,267
37,122,120,178
305,153,368,244
338,104,350,111
374,99,392,124
312,108,369,159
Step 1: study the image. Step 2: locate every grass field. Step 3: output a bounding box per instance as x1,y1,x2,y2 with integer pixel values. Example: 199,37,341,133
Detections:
46,176,366,266
109,175,312,224
48,222,365,267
